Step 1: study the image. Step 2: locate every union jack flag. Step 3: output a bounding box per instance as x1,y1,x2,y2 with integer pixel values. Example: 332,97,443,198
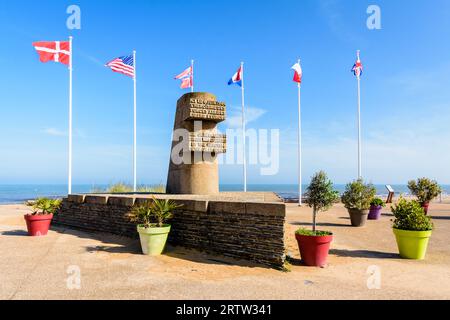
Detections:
352,53,363,77
106,55,135,78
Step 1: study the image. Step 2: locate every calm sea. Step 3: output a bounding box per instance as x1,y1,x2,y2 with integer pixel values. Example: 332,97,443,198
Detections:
1,184,449,205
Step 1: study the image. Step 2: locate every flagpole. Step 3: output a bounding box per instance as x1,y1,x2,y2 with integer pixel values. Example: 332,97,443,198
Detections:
191,59,194,92
241,61,247,192
356,50,362,180
68,36,73,195
297,59,302,206
133,50,137,192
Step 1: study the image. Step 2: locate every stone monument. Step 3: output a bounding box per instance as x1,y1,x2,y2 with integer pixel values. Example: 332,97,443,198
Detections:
166,92,227,195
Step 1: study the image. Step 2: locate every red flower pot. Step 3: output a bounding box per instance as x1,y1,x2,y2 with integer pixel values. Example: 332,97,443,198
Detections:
421,202,430,215
295,233,333,267
24,214,53,236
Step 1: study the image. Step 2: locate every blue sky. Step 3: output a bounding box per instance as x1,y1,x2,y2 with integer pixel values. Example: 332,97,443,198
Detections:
1,0,450,186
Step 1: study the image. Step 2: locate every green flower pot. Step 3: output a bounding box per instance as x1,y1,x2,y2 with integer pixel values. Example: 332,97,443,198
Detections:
137,224,171,256
393,228,432,260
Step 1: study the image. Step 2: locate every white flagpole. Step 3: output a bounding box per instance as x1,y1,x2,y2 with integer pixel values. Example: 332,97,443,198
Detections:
241,61,247,192
68,36,73,195
297,59,302,206
356,50,362,180
191,59,194,92
133,50,137,192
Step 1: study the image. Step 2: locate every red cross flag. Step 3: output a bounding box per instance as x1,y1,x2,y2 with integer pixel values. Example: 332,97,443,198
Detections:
32,37,74,195
32,41,71,65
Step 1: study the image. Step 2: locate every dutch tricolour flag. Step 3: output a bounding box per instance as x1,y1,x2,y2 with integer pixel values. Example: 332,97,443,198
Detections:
228,66,243,87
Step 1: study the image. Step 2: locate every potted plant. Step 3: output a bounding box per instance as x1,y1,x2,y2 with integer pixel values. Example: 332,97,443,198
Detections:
407,178,441,215
24,198,61,236
368,197,385,220
392,198,433,260
295,171,339,267
128,197,181,256
341,179,376,227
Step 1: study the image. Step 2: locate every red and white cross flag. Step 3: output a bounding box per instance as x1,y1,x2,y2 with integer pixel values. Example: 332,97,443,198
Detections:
32,41,71,65
32,38,74,195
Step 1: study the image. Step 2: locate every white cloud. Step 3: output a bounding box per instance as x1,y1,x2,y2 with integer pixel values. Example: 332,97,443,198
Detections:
319,0,363,43
43,128,66,136
225,106,267,128
43,128,87,138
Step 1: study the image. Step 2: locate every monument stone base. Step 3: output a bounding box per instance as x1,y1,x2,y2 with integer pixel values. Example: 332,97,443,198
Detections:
54,192,286,269
166,92,227,195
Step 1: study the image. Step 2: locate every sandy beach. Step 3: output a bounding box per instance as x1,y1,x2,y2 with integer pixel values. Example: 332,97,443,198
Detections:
0,200,449,300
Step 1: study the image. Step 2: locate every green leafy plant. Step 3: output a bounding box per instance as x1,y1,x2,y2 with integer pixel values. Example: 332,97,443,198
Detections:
91,183,166,194
407,178,442,204
392,198,433,231
107,182,133,193
296,229,332,236
136,184,166,193
370,198,385,207
341,179,376,210
299,171,339,234
128,197,182,228
26,198,62,216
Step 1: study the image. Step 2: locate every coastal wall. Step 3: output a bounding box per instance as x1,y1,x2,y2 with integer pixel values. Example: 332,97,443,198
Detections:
54,195,286,268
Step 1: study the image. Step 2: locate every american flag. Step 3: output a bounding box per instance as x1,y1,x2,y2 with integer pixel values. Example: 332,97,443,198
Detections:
106,55,135,78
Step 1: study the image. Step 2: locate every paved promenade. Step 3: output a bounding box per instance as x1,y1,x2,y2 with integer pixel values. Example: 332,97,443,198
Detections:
1,202,449,300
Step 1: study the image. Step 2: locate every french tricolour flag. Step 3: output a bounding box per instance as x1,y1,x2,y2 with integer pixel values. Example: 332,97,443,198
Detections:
228,66,242,87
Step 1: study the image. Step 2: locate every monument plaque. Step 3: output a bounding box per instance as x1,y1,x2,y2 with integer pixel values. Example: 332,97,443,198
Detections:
167,92,227,195
188,132,227,153
182,99,226,122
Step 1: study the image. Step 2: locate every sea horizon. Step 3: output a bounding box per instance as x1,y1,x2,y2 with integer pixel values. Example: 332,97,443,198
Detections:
1,183,449,205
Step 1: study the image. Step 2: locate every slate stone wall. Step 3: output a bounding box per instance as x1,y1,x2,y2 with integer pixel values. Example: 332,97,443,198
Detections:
54,195,286,268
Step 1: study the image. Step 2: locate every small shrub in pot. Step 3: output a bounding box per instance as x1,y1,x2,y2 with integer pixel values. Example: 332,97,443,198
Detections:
128,197,182,256
295,171,339,267
407,178,441,215
341,179,376,227
392,198,433,259
368,197,385,220
24,198,62,236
